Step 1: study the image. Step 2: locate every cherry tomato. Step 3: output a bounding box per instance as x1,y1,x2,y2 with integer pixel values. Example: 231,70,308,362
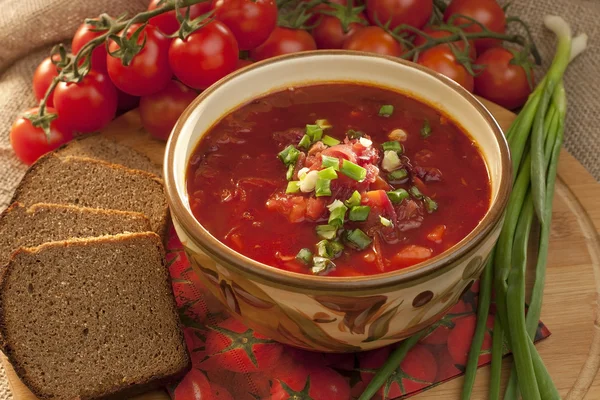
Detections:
212,0,278,50
107,24,172,96
474,47,533,109
204,317,283,372
54,71,117,133
414,26,477,60
72,20,108,73
417,45,474,92
169,21,238,90
173,368,213,399
250,27,317,61
139,80,197,141
366,0,432,30
270,365,351,400
148,0,212,35
312,14,365,49
32,57,59,107
116,89,139,112
235,58,253,70
343,26,403,57
10,107,73,165
444,0,506,53
305,0,347,25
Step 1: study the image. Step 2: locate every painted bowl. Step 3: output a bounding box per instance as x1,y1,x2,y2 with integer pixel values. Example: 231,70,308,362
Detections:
164,51,511,352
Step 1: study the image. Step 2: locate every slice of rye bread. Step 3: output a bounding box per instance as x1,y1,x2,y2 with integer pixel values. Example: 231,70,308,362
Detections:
0,233,190,400
0,202,152,266
11,154,169,237
56,134,162,176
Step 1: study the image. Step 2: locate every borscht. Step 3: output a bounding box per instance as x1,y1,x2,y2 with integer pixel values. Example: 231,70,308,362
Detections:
186,84,491,277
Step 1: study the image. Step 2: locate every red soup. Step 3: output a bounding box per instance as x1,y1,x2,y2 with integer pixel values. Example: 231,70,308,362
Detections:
186,84,491,277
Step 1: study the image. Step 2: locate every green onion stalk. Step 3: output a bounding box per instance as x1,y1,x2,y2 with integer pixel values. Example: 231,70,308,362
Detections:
358,16,587,400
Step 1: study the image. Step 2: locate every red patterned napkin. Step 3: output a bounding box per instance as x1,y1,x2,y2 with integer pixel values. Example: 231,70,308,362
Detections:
165,226,550,400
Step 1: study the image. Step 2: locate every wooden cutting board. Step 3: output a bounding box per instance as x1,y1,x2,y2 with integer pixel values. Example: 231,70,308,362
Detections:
3,99,600,400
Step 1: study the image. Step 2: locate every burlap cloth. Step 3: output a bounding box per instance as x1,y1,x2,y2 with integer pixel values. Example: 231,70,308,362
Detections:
0,0,597,398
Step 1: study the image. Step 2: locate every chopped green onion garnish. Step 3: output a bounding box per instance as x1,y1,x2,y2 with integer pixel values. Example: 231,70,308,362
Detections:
316,240,344,259
286,164,295,181
328,203,348,228
387,188,409,204
420,119,431,138
318,166,338,180
346,129,364,140
382,150,402,172
278,145,300,166
322,135,341,147
315,119,332,130
346,229,372,250
298,134,311,150
316,240,330,257
425,197,438,213
321,155,340,170
382,141,403,154
329,241,344,258
296,248,313,265
312,257,335,275
379,104,394,117
286,181,300,193
327,199,345,211
316,224,337,240
315,178,332,197
345,190,362,207
349,205,370,221
340,159,367,182
409,186,424,199
380,216,393,227
306,124,323,142
388,169,408,181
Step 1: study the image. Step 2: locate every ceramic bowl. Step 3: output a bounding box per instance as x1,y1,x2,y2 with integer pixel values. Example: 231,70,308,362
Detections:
164,51,511,352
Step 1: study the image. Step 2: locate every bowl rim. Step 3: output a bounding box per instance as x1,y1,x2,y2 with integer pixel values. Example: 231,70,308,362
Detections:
164,50,511,291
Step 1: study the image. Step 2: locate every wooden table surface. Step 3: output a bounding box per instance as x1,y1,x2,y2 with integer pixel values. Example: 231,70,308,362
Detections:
3,100,600,399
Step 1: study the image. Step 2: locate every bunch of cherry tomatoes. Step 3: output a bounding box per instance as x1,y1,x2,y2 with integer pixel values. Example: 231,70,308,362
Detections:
11,0,535,165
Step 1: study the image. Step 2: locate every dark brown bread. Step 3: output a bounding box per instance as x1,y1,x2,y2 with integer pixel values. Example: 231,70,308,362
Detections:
11,154,169,237
56,134,162,176
0,202,152,266
0,233,190,400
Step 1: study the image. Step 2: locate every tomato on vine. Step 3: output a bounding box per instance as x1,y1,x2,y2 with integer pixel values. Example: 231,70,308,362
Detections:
106,24,173,96
414,26,477,60
32,57,59,107
250,27,317,61
365,0,432,30
474,47,533,109
312,9,366,50
417,45,474,92
72,20,108,73
139,80,197,141
212,0,278,51
169,20,239,90
147,0,212,35
343,26,403,57
444,0,506,53
10,108,73,165
54,71,118,132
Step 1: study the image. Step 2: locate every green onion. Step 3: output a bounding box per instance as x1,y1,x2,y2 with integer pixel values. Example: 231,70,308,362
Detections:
382,150,402,172
345,190,362,207
278,145,300,166
316,240,330,257
317,240,344,259
328,203,348,228
329,241,344,258
321,155,340,170
318,166,338,180
316,225,337,240
295,248,312,265
346,129,364,139
349,205,370,221
286,181,300,194
382,141,403,154
388,169,408,181
311,257,335,275
340,159,367,182
285,164,294,181
425,197,438,213
306,124,323,142
379,104,394,117
346,229,372,250
327,199,345,211
315,178,332,197
387,188,409,204
298,134,311,150
409,186,423,199
420,119,431,138
315,119,332,129
322,135,341,147
380,216,393,227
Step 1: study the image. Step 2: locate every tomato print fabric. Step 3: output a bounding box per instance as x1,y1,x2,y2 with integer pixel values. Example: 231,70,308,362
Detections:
165,226,550,400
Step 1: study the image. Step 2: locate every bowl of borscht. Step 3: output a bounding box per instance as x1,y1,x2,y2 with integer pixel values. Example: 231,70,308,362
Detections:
164,51,511,352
